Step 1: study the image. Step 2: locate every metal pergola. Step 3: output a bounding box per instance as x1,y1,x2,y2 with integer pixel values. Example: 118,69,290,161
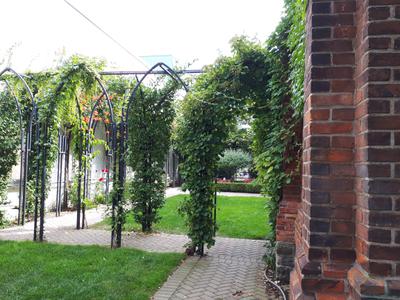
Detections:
0,64,206,248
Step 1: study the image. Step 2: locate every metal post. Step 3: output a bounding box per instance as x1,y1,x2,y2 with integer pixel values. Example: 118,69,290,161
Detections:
39,123,48,242
55,130,62,217
116,120,126,248
110,123,118,248
33,110,40,241
214,179,217,237
76,131,82,230
17,129,25,225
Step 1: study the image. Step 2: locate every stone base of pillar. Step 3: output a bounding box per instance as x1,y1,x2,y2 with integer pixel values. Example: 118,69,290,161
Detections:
276,241,295,283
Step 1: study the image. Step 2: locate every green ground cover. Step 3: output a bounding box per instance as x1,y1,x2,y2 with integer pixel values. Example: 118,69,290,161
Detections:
95,195,268,239
0,241,183,300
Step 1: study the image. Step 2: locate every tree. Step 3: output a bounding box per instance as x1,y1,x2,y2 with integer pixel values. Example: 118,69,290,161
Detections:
217,149,252,180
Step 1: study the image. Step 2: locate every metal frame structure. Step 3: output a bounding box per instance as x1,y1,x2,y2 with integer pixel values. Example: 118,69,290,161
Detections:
0,68,37,226
107,62,190,248
0,65,208,250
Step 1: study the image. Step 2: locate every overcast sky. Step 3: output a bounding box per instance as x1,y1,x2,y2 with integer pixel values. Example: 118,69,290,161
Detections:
1,0,284,72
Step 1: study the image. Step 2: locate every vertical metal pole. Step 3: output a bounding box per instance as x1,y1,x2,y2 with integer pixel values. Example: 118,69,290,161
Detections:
21,123,31,225
33,110,40,241
17,128,25,225
76,131,82,230
39,123,48,242
110,123,117,248
82,145,87,229
55,130,61,217
214,179,217,237
116,120,126,248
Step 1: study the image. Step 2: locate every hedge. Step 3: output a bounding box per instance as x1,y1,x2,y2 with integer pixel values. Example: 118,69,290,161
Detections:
215,182,261,193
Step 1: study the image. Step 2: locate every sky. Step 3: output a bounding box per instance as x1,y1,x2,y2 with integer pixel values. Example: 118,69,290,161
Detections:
1,0,285,72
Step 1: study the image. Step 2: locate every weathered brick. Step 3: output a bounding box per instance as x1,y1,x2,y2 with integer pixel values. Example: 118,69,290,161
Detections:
311,40,353,53
312,14,354,27
334,1,356,13
368,37,391,50
369,53,400,67
313,2,331,14
368,21,400,35
312,28,331,39
312,54,331,66
368,84,400,97
332,53,355,65
311,81,331,93
368,7,390,20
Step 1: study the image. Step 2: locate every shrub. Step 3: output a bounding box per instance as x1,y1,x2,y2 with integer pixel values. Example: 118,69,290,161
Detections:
215,182,261,193
217,149,252,180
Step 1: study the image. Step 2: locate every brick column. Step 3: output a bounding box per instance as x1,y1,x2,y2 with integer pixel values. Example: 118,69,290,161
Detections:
348,1,400,299
290,0,400,299
276,164,301,282
291,1,357,299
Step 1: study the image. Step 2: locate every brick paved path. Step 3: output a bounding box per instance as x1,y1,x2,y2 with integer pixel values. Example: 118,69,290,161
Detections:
153,238,268,300
0,208,278,299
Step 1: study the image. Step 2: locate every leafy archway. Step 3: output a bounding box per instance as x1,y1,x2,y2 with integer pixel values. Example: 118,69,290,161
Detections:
0,68,37,226
176,32,304,254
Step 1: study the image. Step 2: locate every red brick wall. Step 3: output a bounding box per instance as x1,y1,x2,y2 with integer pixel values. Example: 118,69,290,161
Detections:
289,0,400,299
276,162,301,282
348,0,400,299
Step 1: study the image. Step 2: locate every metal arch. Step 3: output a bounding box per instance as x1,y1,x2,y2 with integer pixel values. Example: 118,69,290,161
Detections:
0,67,36,104
125,62,188,125
81,76,115,230
0,68,37,226
109,63,189,248
87,76,116,130
1,80,25,225
42,70,115,232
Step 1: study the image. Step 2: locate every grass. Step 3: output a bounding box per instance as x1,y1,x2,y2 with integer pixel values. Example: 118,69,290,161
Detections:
0,240,183,300
94,195,269,240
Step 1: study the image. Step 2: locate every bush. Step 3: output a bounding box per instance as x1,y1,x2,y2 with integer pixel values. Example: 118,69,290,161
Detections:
217,149,252,180
215,182,261,193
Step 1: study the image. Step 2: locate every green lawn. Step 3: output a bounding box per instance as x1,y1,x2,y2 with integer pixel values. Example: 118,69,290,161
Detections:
95,195,269,239
0,241,183,300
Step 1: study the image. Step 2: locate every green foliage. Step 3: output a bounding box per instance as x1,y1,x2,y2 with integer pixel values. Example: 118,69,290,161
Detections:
225,124,253,152
253,0,305,238
127,80,179,232
217,149,252,180
177,0,305,248
215,182,261,193
0,89,21,224
176,37,271,251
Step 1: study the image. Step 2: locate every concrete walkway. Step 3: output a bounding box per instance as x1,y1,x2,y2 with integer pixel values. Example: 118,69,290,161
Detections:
166,187,264,198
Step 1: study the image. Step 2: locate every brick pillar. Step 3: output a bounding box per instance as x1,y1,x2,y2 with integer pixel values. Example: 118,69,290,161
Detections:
291,0,400,299
348,1,400,299
276,164,301,283
291,0,357,298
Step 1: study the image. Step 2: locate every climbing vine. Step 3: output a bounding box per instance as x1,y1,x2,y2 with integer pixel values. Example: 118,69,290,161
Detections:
177,0,305,250
127,80,179,232
0,88,21,225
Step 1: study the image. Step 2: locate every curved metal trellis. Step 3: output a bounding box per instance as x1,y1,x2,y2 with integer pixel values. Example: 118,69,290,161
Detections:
0,68,37,226
36,73,115,242
110,62,189,248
